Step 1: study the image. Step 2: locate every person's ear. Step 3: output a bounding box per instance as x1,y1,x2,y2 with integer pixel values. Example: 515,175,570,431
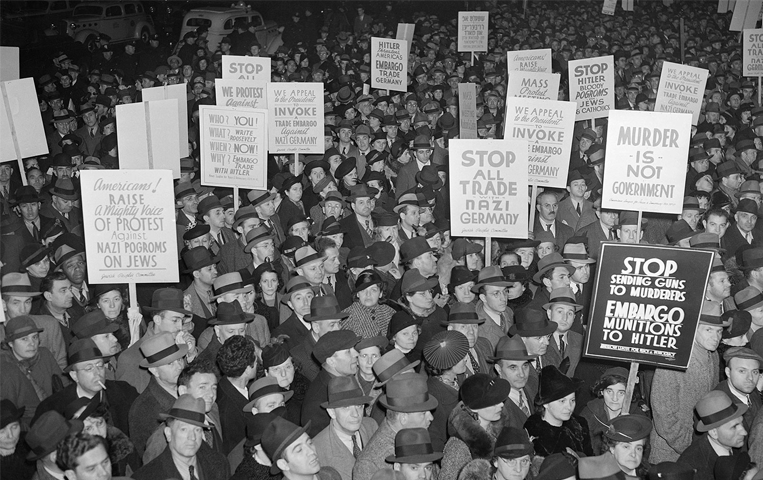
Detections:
276,458,290,472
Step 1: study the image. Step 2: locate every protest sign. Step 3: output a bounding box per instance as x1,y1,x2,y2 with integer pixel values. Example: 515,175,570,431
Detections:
80,169,179,284
731,0,763,31
601,110,691,214
568,56,615,121
458,83,478,139
654,62,708,125
222,55,270,83
0,47,19,81
215,79,267,109
199,105,268,189
584,243,714,370
371,37,408,92
507,48,552,73
503,97,576,188
449,139,529,238
719,0,730,12
744,28,763,76
141,84,189,158
396,23,415,43
0,78,48,180
266,83,323,154
622,0,634,11
116,99,181,177
602,0,617,15
458,12,489,52
507,71,560,100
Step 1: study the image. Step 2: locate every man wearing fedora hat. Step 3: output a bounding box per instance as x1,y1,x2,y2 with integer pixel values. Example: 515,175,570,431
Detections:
339,184,380,250
198,195,237,256
444,302,492,378
182,246,220,321
651,302,729,463
677,390,748,480
395,135,435,202
217,205,262,275
713,347,763,436
261,416,341,480
395,193,422,241
534,191,575,251
272,276,317,350
11,185,54,244
249,189,286,247
302,330,362,437
291,295,347,381
295,246,329,291
574,201,620,259
492,335,539,430
472,266,515,350
525,252,576,313
723,199,762,260
175,182,199,229
354,372,438,480
542,288,584,376
558,170,597,232
26,410,84,480
385,428,443,480
128,331,190,458
512,308,560,401
2,272,67,369
40,177,82,233
133,394,230,480
313,376,379,480
195,300,254,366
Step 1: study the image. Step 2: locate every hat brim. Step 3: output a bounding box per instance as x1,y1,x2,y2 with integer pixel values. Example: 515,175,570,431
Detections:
157,412,209,429
564,257,596,265
321,394,374,409
1,290,41,297
139,343,189,368
532,263,576,284
509,321,559,337
378,394,439,413
181,255,220,274
488,351,539,362
538,377,585,405
142,305,194,317
403,275,439,295
208,312,255,326
466,380,512,410
270,421,311,475
27,419,84,460
696,402,747,432
374,361,420,387
304,310,350,322
385,451,444,464
542,300,583,312
471,280,514,294
211,285,253,300
244,390,294,412
352,279,385,295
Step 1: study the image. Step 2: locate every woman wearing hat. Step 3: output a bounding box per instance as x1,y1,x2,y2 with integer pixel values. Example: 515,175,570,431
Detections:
503,265,534,312
19,244,51,292
343,270,396,339
524,365,593,458
0,399,34,480
492,426,536,480
387,310,424,366
439,374,512,480
89,284,146,351
595,416,653,480
423,331,470,451
581,368,650,455
448,266,477,306
396,269,449,357
277,175,307,231
251,262,284,332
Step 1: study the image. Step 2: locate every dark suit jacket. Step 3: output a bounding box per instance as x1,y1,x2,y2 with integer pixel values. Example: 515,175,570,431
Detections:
723,224,763,261
394,160,421,200
33,380,138,436
677,435,719,480
291,332,320,381
272,312,309,351
263,214,286,248
39,203,82,233
209,227,238,255
128,376,177,458
132,441,230,480
533,217,575,251
503,388,533,432
542,330,584,376
217,237,250,275
557,197,598,232
301,369,336,437
314,418,377,480
714,380,762,437
575,220,612,260
74,125,103,157
216,376,249,455
339,214,373,250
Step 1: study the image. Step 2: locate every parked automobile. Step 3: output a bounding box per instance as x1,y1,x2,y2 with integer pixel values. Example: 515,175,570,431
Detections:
60,1,155,52
177,4,282,54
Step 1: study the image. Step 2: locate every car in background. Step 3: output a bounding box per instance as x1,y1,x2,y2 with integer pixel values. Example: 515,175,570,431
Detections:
60,1,155,52
177,4,282,54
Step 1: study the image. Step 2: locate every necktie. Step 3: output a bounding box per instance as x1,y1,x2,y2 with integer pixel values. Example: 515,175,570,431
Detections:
467,351,480,374
559,334,566,358
583,153,589,165
570,282,579,294
203,425,214,448
189,465,198,480
576,202,581,216
747,232,754,244
217,231,225,246
352,434,362,458
608,228,615,241
365,220,373,237
32,223,40,241
535,358,541,371
518,392,531,417
343,146,348,154
544,223,550,231
1,185,7,198
90,128,95,138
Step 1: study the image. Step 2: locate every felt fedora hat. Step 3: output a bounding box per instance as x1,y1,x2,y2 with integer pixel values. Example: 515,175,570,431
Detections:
509,308,558,337
562,242,596,264
460,373,511,410
649,462,696,480
52,244,83,271
50,177,79,200
208,299,253,326
423,330,469,370
604,414,653,442
385,428,443,464
356,335,389,352
262,417,311,474
139,332,189,368
247,189,278,207
535,453,578,480
26,410,83,460
373,349,420,386
305,295,350,322
448,266,477,293
493,426,534,459
471,265,513,293
352,269,386,295
442,301,484,326
244,377,294,412
543,287,583,311
71,310,118,339
400,269,438,295
159,394,210,428
537,365,584,405
489,334,539,362
321,375,373,409
735,286,763,313
450,238,483,261
379,371,439,413
695,390,747,432
243,225,275,253
739,248,763,270
399,237,436,264
19,245,50,272
1,272,41,297
233,205,260,229
699,300,732,327
181,246,219,273
4,315,43,343
533,252,576,283
211,272,253,299
280,276,316,304
0,399,24,429
295,245,324,268
142,288,192,316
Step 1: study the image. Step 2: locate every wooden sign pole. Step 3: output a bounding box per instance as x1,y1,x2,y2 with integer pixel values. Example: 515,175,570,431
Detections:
528,184,539,231
621,361,640,413
485,236,492,266
0,82,28,185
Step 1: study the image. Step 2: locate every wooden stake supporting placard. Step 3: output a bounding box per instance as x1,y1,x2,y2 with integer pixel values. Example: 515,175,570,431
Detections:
621,361,640,413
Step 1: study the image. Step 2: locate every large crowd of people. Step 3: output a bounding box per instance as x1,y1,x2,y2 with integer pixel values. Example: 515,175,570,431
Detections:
3,1,763,480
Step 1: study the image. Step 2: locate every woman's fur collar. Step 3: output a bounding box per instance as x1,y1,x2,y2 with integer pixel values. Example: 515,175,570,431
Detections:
448,402,509,459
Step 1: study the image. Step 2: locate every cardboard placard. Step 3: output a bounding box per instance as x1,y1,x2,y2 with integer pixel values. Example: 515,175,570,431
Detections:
744,28,763,76
215,79,267,109
503,98,576,188
731,0,763,31
568,56,615,121
507,49,552,73
396,23,415,44
0,47,20,81
507,71,560,100
654,62,708,125
458,12,489,52
371,38,408,93
584,243,714,370
116,99,181,177
0,78,48,163
602,0,617,15
458,83,478,140
80,169,179,284
719,0,730,13
222,55,270,83
141,84,189,159
449,139,529,238
199,105,268,189
621,0,634,11
601,110,692,214
266,83,324,154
